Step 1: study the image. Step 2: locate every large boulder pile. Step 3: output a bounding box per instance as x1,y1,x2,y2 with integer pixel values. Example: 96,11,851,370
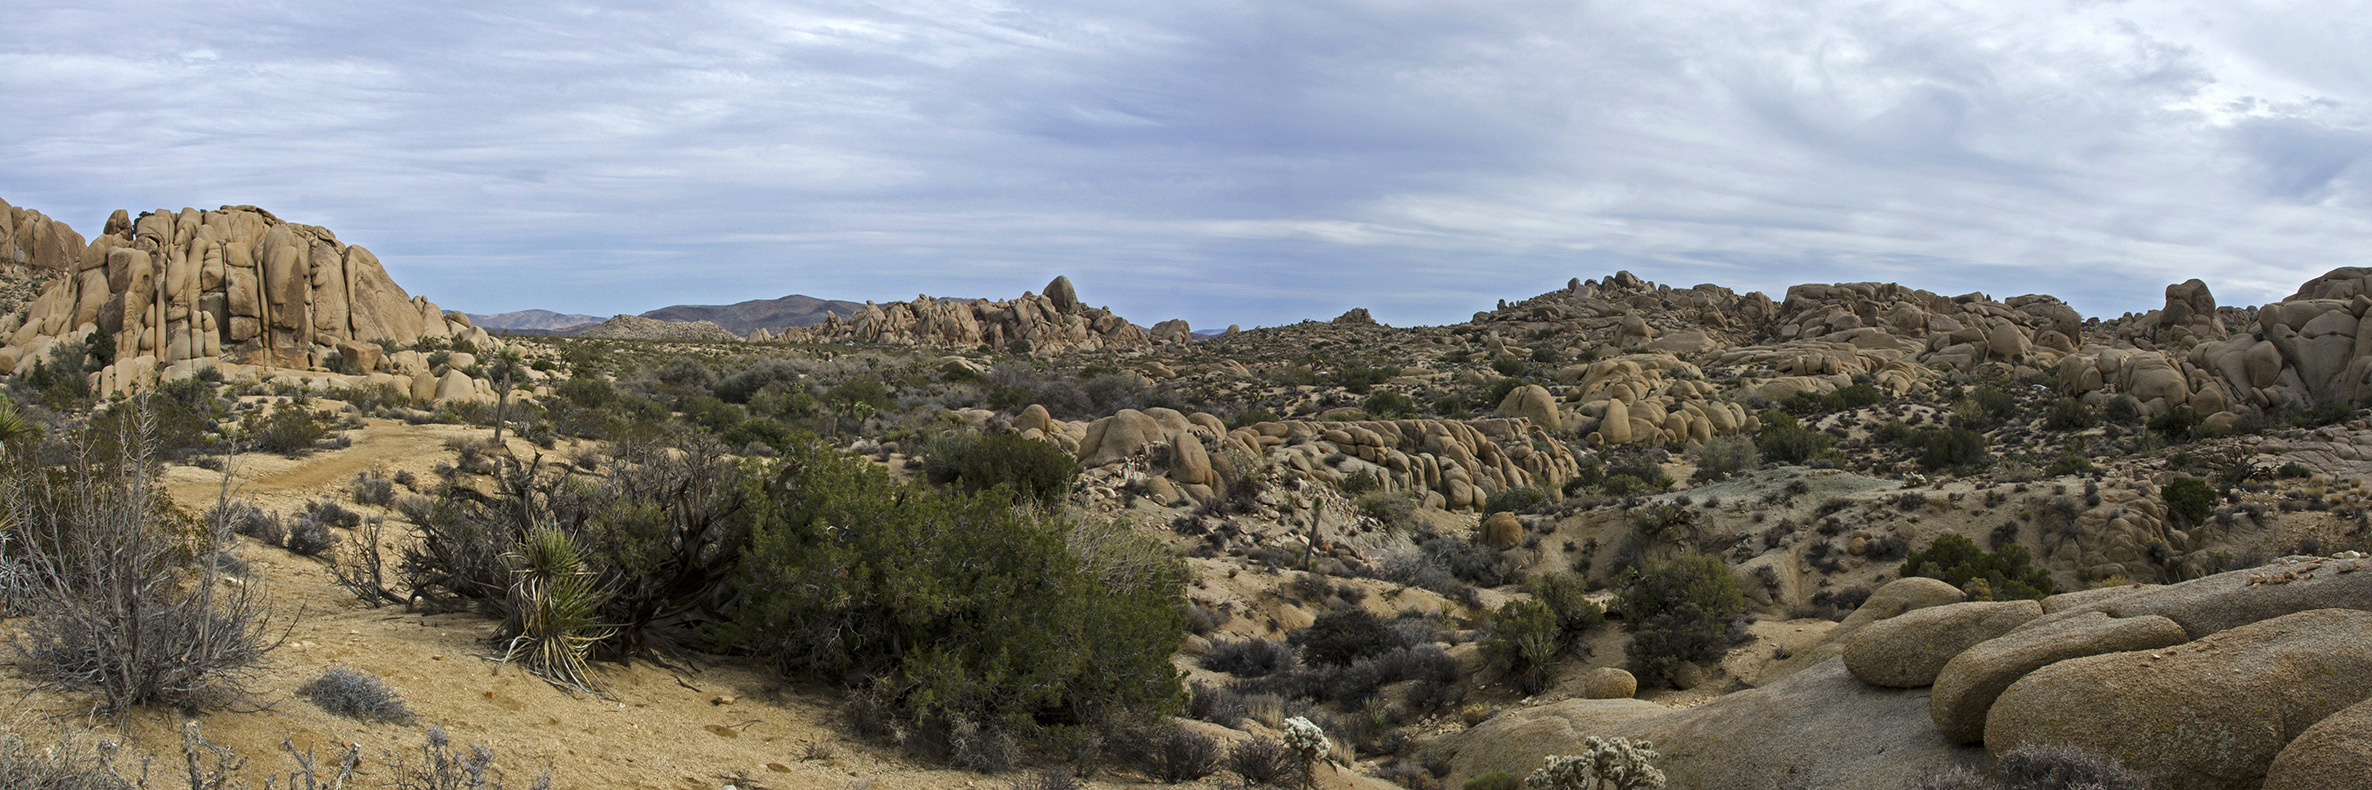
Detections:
1467,271,1777,353
791,276,1157,353
0,196,86,272
1552,353,1759,447
1041,409,1583,512
0,202,478,395
1769,283,2082,371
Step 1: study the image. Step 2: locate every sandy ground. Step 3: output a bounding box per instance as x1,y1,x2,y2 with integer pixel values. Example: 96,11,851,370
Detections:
8,419,1411,790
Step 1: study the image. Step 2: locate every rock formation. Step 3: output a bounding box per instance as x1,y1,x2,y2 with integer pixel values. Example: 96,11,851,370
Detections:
787,275,1154,353
0,200,482,395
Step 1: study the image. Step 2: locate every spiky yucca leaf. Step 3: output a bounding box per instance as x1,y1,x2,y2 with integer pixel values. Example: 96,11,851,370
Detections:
502,528,613,693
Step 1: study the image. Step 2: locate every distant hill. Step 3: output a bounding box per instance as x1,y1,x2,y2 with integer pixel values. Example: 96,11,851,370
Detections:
640,294,869,335
467,309,610,331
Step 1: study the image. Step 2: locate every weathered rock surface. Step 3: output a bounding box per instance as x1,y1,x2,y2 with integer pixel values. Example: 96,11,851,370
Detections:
1579,667,1637,700
1928,611,2188,744
1985,609,2372,790
0,201,472,396
1446,658,1983,790
788,275,1150,353
2264,696,2372,790
2022,554,2372,639
1842,600,2042,688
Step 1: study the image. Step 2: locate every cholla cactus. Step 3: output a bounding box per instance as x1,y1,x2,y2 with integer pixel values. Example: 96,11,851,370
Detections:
1525,736,1666,790
1281,716,1331,762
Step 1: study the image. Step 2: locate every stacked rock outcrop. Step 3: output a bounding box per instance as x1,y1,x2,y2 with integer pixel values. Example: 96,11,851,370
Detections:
1027,406,1582,512
0,200,485,396
791,276,1160,353
0,197,86,272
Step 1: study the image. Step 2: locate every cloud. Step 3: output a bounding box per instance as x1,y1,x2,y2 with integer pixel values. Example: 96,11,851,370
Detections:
3,0,2370,329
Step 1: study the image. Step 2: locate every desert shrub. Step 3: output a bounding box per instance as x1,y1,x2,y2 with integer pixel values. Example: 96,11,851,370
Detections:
554,377,617,409
1363,390,1418,419
1993,742,2148,790
1340,469,1380,495
1482,599,1563,694
728,438,1186,735
2102,395,2142,425
1490,353,1527,377
1689,435,1760,482
1373,546,1482,610
392,726,553,789
353,472,398,507
1229,408,1281,429
2045,452,2093,477
242,401,335,455
2043,398,2096,431
1226,737,1299,787
1009,770,1081,790
2148,405,2206,442
1901,534,2054,600
1123,725,1220,784
286,512,339,557
498,528,613,692
1464,771,1522,790
1325,644,1458,708
1527,737,1666,789
1483,486,1546,515
1202,638,1297,677
713,359,805,404
1617,554,1743,688
301,665,415,724
1186,681,1247,728
1356,491,1418,529
1911,427,1989,471
0,730,142,790
1756,412,1835,465
216,500,286,547
924,430,1080,507
2162,476,2215,526
1529,572,1605,634
3,416,277,713
1913,766,1993,790
1296,607,1394,667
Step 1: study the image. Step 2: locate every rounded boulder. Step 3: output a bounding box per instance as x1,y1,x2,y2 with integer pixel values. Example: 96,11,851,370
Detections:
1986,609,2372,790
1928,611,2189,744
1580,667,1637,699
1843,600,2042,688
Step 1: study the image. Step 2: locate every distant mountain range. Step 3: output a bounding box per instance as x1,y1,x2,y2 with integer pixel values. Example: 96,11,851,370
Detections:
466,309,611,331
471,294,872,336
640,294,869,335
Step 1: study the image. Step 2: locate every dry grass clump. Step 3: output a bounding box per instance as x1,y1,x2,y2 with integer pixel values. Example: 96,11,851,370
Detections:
299,665,415,724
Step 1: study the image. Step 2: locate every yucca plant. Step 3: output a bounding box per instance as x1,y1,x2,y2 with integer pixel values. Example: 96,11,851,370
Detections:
501,527,613,693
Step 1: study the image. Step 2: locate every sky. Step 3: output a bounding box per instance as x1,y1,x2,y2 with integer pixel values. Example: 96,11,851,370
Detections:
4,1,2371,330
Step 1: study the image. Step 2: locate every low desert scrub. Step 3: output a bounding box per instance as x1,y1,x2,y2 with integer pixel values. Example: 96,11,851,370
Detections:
300,665,415,724
353,472,399,507
241,400,337,455
1617,554,1744,689
1914,742,2145,790
1117,724,1220,784
3,415,281,713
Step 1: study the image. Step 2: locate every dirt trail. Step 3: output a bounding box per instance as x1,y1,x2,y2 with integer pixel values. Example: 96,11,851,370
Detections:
162,418,571,514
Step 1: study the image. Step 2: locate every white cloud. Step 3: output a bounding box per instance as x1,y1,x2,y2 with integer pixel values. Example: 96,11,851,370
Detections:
2,0,2369,328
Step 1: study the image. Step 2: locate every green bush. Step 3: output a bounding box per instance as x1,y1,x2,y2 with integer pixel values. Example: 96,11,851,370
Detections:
1464,770,1522,790
1529,572,1604,635
241,401,334,455
1362,390,1417,419
1229,408,1281,429
1900,534,2054,600
1491,354,1527,378
1689,434,1759,482
1756,412,1835,465
1617,554,1742,688
1909,427,1988,471
2102,395,2142,425
555,377,616,409
1334,365,1401,395
2044,398,2096,431
727,440,1186,732
1297,607,1393,668
2149,406,2206,442
922,431,1081,507
1481,599,1563,694
2162,477,2215,527
681,396,745,434
1831,383,1884,409
1483,486,1547,515
2045,452,2093,477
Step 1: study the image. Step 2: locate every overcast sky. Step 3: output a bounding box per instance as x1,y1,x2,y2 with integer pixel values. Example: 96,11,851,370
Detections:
5,1,2370,329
